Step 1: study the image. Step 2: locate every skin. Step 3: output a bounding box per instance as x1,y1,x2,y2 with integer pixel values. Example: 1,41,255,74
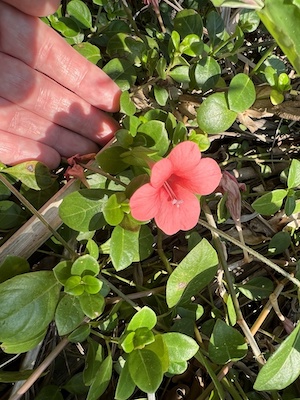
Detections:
0,0,121,168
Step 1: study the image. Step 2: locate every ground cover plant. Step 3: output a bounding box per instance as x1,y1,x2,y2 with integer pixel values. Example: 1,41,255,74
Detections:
1,0,300,398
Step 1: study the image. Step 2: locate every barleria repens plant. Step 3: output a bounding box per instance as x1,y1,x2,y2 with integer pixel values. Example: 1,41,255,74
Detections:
1,0,300,399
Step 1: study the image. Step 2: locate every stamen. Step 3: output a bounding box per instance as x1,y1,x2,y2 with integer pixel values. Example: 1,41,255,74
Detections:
164,181,183,207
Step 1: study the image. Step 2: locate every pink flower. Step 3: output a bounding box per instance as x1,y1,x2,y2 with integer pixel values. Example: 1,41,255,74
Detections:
130,141,222,235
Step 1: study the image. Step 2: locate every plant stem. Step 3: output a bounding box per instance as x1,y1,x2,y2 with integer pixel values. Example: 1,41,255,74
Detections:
9,338,69,400
100,275,139,309
79,163,127,187
198,217,300,288
201,202,265,365
157,229,173,275
0,174,78,259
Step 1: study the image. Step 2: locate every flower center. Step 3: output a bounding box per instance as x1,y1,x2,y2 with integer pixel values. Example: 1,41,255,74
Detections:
163,181,183,208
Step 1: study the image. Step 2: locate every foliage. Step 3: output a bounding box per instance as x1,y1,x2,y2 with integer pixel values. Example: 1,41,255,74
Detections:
1,0,300,399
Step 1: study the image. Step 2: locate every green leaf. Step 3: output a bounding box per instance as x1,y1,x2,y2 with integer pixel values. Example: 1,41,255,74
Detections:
96,146,128,174
268,231,291,255
107,33,145,66
49,16,80,37
3,161,55,190
0,370,34,383
110,225,139,271
120,91,136,116
137,120,169,156
0,271,60,344
236,277,274,301
35,385,64,400
127,306,157,331
254,324,300,391
174,9,203,38
71,254,100,277
55,294,84,336
128,349,163,393
133,225,154,262
0,200,25,229
115,359,136,400
0,256,30,283
145,334,169,373
169,66,190,84
208,319,248,364
68,324,91,343
59,189,108,232
66,0,92,29
53,261,72,285
81,276,102,294
73,42,101,64
83,339,103,386
252,189,287,215
87,355,112,400
79,292,105,319
133,328,155,349
197,92,237,134
86,239,99,260
285,192,296,216
179,34,203,57
102,58,137,91
192,57,221,92
103,193,125,226
64,276,85,296
2,329,47,354
163,332,199,362
228,73,256,113
154,85,169,106
166,238,218,307
288,159,300,189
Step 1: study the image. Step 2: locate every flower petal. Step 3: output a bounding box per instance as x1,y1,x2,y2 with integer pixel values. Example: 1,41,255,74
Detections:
175,157,221,195
168,141,202,175
155,184,200,235
150,158,173,188
130,184,160,221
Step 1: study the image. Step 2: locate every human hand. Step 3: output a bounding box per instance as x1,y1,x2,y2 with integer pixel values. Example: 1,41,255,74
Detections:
0,0,121,169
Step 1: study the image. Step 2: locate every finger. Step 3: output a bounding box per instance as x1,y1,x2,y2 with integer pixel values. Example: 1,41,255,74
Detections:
0,131,61,169
0,2,121,112
1,0,60,16
0,52,119,145
0,97,99,157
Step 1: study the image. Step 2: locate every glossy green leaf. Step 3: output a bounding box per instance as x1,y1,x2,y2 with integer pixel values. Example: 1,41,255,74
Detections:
145,334,169,373
87,355,112,400
102,58,137,91
59,189,108,232
0,271,60,344
0,200,25,230
167,360,188,375
1,329,47,354
154,85,169,106
64,276,85,296
268,231,291,255
193,57,221,92
53,261,73,285
128,349,163,393
63,373,88,395
96,146,128,174
49,16,80,37
163,332,199,362
73,42,101,64
103,193,125,226
236,277,274,301
0,370,34,383
285,192,296,216
239,8,260,32
127,306,157,331
3,161,55,190
110,225,139,271
209,319,247,364
81,275,102,294
206,11,226,47
83,339,103,386
121,332,136,353
107,33,145,66
137,120,169,156
166,238,218,307
228,73,256,113
169,65,190,84
120,91,136,116
197,92,237,134
179,34,203,57
254,324,300,391
79,292,105,319
55,294,84,336
68,324,91,343
115,359,136,400
174,9,203,38
0,256,30,283
86,239,99,260
133,225,154,262
71,254,100,277
133,328,155,349
252,189,287,215
288,159,300,189
66,0,92,29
